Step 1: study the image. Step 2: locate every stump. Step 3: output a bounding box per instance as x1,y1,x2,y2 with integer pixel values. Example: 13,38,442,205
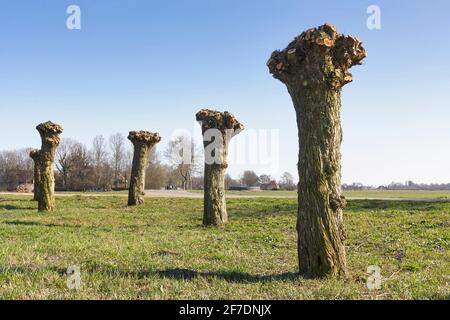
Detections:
267,24,366,277
196,109,244,226
128,131,161,206
36,121,63,212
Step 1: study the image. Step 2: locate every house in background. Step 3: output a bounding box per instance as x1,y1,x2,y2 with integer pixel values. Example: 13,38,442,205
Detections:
260,181,280,191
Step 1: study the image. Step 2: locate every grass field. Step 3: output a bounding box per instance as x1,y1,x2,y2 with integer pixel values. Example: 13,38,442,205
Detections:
344,190,450,200
190,189,450,200
0,193,449,299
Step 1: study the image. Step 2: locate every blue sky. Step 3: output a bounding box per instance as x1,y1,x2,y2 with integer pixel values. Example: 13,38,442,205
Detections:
1,0,449,185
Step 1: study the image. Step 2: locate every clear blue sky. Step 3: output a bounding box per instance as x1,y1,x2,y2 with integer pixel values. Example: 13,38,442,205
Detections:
1,0,449,185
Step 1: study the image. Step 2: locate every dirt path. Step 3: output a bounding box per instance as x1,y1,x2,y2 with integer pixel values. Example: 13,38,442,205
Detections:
0,190,448,202
142,190,299,199
0,190,292,199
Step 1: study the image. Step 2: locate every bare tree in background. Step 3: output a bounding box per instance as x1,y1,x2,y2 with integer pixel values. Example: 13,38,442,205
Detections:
224,173,235,190
279,171,296,190
145,148,169,190
56,138,77,190
0,149,33,191
69,142,94,191
164,135,201,190
91,135,109,190
259,174,273,185
56,139,95,191
109,133,126,189
240,170,259,187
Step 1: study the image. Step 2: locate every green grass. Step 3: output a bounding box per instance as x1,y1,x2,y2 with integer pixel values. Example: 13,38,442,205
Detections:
189,189,450,200
0,194,449,299
344,190,450,200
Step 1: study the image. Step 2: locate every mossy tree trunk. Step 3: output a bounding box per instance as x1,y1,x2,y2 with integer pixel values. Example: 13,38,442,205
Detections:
203,161,228,226
268,24,366,277
36,121,63,212
196,109,244,226
29,149,41,201
128,131,161,206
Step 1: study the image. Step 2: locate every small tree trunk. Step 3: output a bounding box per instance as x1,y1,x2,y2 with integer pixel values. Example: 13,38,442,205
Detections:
128,131,161,206
36,121,63,212
29,149,41,201
293,86,348,277
196,109,244,226
268,24,366,277
203,163,227,225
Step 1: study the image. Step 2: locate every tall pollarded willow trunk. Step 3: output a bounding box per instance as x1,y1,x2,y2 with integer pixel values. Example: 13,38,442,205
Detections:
36,121,63,212
196,109,244,226
268,24,367,277
29,149,41,201
128,131,161,206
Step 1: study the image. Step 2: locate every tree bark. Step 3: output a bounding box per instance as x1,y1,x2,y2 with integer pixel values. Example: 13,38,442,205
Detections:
128,131,161,206
196,109,244,226
267,24,366,277
203,163,227,225
29,149,41,201
36,121,63,212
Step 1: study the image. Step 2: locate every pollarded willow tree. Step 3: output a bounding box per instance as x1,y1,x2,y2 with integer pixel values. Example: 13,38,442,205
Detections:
128,131,161,206
196,109,244,226
267,24,367,277
36,121,64,212
29,149,41,201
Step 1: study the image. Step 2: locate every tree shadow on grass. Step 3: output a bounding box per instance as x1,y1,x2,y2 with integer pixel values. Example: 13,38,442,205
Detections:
228,199,449,218
152,268,300,283
3,220,97,231
346,199,448,212
78,266,300,283
3,220,76,228
0,204,36,211
3,220,41,226
0,265,299,284
227,206,297,219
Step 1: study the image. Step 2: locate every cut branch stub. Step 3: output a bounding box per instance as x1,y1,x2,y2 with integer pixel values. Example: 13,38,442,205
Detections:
36,121,64,147
29,149,41,201
196,109,244,226
268,24,366,278
196,109,244,135
128,131,161,206
29,149,41,160
128,131,161,147
36,121,63,212
267,23,367,90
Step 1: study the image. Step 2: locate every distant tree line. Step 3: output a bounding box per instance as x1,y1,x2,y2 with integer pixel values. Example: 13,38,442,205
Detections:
0,148,33,191
343,181,450,191
0,133,200,192
0,134,298,192
225,170,297,191
2,145,447,193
